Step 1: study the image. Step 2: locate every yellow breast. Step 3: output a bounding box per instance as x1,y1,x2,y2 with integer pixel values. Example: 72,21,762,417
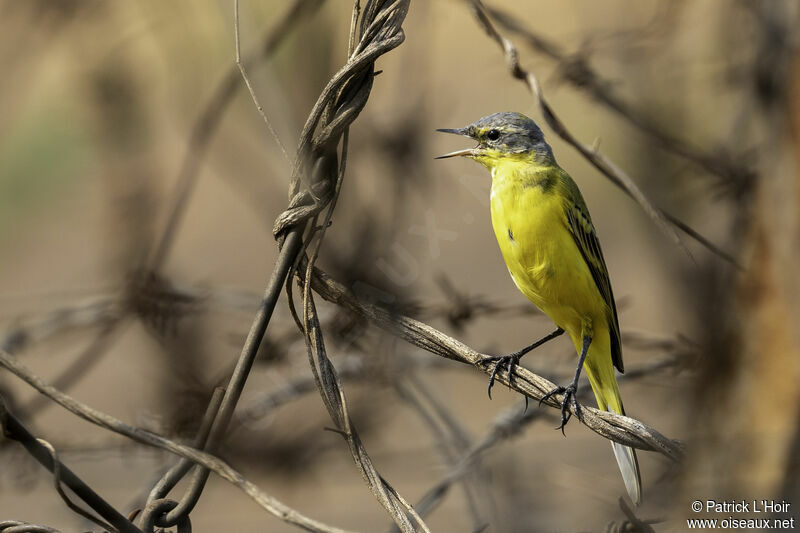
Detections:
489,162,602,335
491,171,557,301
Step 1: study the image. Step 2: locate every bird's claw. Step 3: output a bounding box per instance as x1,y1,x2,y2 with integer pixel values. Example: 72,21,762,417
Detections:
485,354,521,400
540,383,580,435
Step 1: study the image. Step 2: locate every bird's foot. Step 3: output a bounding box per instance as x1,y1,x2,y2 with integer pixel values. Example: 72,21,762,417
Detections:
480,329,565,409
484,352,523,401
539,382,581,435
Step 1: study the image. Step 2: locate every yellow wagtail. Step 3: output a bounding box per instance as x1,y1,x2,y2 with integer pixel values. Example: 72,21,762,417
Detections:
436,112,641,505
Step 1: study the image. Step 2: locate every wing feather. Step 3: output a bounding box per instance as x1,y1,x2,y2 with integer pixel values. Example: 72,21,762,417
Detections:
565,203,624,373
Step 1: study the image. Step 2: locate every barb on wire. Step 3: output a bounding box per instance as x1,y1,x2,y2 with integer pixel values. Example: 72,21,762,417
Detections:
124,270,200,336
0,348,356,533
0,396,143,533
466,0,739,267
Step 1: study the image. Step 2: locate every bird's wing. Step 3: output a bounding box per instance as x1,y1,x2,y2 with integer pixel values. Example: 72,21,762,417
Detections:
564,201,624,373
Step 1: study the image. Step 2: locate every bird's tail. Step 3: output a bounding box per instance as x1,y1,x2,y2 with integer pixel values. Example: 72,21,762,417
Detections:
584,352,642,506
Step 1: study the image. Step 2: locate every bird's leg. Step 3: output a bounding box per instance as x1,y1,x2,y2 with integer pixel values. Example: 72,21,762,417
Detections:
540,334,591,435
485,327,565,402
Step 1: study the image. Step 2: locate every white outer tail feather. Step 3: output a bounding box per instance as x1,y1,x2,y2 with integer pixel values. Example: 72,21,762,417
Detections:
611,436,642,505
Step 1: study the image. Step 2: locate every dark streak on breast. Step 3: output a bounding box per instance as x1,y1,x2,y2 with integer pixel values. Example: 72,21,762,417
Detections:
508,228,514,241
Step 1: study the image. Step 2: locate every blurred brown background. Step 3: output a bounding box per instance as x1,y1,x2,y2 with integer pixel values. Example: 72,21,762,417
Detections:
1,0,799,531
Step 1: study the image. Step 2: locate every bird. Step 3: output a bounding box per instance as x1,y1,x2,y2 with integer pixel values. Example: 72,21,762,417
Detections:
436,111,641,505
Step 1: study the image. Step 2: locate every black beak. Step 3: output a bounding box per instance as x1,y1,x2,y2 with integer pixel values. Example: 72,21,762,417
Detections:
435,127,470,136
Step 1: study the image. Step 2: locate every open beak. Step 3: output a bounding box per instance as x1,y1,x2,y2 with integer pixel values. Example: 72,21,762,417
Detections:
434,147,476,159
435,127,476,159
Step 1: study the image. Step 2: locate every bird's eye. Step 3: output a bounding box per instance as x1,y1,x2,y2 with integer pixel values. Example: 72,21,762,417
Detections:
487,129,500,141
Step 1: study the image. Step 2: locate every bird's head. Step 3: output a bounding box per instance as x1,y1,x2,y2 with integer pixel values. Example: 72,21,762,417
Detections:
435,111,554,169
